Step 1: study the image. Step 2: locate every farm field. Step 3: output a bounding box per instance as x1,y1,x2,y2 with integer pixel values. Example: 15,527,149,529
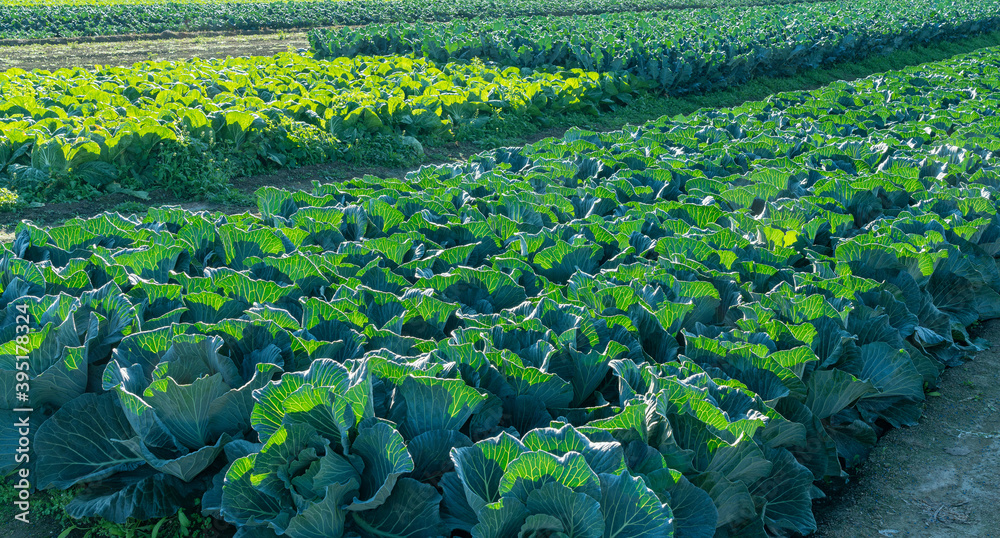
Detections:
4,0,1000,208
2,1,1000,538
0,0,824,40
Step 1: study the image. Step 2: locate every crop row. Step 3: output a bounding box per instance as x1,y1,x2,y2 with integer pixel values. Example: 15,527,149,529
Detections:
0,0,823,40
0,53,634,202
312,0,1000,94
5,0,997,205
2,44,999,536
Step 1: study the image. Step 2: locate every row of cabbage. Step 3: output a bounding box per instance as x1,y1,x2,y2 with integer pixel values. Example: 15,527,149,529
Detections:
0,53,634,202
311,0,1000,94
6,0,997,205
0,0,819,40
3,45,1000,537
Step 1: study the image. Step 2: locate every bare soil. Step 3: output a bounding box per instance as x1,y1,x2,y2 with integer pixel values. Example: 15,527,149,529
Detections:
0,31,310,72
814,320,1000,538
0,28,308,48
1,518,64,538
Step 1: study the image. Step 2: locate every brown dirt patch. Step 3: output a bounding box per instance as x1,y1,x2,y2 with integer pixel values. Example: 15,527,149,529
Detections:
0,519,64,538
0,27,314,48
0,31,311,72
814,320,1000,538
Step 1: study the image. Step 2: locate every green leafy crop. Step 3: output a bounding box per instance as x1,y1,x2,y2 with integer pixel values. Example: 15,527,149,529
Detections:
0,54,630,202
311,0,1000,93
4,31,1000,538
0,0,830,40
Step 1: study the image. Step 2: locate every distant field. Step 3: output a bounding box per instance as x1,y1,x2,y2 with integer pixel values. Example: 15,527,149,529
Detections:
3,0,342,5
313,0,1000,93
0,0,995,205
0,0,823,40
0,0,812,5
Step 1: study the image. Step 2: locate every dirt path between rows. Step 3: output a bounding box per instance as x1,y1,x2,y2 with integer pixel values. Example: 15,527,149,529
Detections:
0,32,310,72
814,320,1000,538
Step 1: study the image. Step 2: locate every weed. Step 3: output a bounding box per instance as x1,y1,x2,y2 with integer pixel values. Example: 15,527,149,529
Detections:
452,111,538,149
113,201,149,215
208,187,255,208
0,482,221,538
0,187,23,212
341,133,422,169
150,135,234,198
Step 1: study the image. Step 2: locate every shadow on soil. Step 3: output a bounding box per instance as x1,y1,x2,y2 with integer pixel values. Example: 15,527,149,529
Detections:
813,320,1000,538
